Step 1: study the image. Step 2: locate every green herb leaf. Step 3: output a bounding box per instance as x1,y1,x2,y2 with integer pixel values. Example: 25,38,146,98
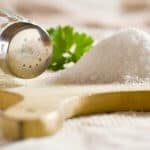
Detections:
47,26,94,71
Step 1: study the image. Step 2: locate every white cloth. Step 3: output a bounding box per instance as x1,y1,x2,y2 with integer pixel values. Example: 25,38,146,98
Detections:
1,112,150,150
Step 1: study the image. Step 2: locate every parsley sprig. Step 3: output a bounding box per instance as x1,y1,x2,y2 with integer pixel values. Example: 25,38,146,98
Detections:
47,26,94,71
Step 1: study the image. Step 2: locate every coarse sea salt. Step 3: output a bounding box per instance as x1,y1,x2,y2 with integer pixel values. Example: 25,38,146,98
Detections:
55,28,150,84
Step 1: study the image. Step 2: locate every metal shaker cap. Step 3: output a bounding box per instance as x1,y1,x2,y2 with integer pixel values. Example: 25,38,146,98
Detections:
0,22,52,78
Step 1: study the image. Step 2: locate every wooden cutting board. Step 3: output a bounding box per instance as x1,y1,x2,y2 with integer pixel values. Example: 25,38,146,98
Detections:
1,72,150,140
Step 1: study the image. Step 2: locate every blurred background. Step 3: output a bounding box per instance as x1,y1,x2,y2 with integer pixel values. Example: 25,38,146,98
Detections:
0,0,150,30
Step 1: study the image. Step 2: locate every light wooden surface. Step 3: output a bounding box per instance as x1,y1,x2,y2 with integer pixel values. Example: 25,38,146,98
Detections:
0,72,150,140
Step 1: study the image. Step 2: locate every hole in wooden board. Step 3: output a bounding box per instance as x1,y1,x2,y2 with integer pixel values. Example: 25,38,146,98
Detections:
0,90,23,110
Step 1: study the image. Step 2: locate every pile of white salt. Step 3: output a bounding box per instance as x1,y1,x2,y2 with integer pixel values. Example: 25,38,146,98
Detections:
55,28,150,84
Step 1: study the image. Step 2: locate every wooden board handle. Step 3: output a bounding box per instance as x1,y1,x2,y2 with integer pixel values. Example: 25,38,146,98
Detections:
2,89,150,139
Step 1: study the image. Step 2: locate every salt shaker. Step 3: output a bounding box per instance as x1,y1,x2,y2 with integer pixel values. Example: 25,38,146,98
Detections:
0,9,52,78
